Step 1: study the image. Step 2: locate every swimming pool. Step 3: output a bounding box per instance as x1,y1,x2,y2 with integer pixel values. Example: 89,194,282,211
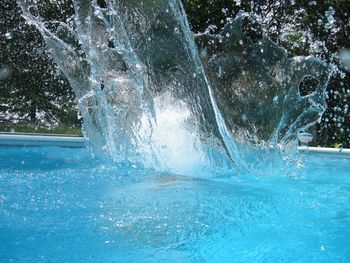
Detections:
0,146,349,262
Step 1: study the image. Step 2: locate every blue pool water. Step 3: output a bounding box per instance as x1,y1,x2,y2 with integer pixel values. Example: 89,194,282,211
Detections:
0,146,349,262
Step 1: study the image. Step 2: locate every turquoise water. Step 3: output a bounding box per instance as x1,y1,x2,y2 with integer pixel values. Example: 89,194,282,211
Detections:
0,146,349,262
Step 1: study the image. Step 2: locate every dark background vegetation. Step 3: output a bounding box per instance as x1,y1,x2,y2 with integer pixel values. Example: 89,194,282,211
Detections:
0,0,349,147
0,0,79,135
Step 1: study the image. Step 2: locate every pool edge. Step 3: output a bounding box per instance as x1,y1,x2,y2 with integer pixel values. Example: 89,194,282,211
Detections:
1,133,349,156
0,133,86,148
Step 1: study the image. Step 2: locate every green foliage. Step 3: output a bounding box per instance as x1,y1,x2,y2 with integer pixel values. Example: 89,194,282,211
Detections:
0,120,81,135
0,0,80,133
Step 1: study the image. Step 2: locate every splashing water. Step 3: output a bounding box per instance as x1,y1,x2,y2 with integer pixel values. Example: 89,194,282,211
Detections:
17,0,330,177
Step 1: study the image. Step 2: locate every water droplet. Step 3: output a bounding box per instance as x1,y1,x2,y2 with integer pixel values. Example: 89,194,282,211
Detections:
99,44,108,52
200,49,207,58
339,49,350,70
324,23,333,30
5,32,12,40
94,9,103,18
329,7,335,15
217,66,223,77
309,1,316,6
218,35,223,43
0,65,11,80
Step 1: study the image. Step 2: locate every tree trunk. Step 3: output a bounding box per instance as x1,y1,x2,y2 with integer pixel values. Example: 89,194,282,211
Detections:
29,102,36,122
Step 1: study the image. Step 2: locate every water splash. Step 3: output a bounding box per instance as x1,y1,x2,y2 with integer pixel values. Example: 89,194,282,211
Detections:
197,14,330,173
17,1,330,177
199,15,329,144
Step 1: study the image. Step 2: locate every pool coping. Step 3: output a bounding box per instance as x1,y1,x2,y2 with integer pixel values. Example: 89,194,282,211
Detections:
0,132,86,148
297,146,350,157
0,133,349,155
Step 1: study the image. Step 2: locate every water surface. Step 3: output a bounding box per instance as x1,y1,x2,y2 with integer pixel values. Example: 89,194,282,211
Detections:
0,146,349,262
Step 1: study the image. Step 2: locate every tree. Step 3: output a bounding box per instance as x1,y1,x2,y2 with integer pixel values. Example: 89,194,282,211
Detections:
0,0,79,133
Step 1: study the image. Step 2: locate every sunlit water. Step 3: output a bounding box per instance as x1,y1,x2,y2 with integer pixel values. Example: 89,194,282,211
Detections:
0,146,349,262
